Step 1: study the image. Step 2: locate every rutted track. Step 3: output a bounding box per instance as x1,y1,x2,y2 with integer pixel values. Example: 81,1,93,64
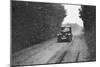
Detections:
12,34,89,65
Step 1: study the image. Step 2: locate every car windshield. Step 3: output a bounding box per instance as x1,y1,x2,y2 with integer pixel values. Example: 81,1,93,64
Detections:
62,28,70,32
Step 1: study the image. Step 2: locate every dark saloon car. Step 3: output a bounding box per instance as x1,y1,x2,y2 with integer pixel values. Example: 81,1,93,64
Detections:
57,27,72,42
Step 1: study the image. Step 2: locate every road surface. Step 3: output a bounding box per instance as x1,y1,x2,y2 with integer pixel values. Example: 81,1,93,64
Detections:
12,25,89,65
12,35,89,65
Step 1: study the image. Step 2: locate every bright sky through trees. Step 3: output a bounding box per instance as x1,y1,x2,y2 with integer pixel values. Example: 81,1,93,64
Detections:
61,4,84,27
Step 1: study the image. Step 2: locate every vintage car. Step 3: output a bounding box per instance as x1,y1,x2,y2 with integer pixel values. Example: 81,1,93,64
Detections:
57,26,72,42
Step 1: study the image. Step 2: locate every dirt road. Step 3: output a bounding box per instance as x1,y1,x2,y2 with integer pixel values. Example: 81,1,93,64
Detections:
12,33,89,65
12,24,89,65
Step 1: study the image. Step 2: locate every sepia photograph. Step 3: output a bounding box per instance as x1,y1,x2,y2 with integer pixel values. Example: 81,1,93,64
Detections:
11,0,96,66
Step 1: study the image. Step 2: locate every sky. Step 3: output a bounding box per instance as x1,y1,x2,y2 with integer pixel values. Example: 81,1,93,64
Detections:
61,4,84,27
